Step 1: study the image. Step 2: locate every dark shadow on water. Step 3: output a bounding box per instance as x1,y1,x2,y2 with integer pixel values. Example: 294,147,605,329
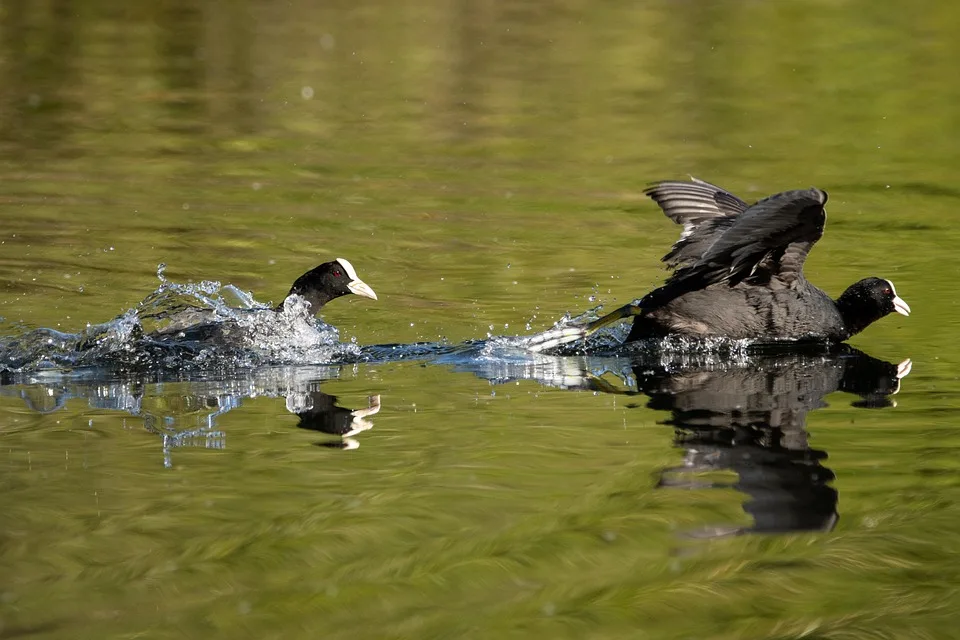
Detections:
439,341,910,536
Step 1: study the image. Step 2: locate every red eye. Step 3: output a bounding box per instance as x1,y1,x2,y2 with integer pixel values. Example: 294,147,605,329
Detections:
884,288,892,295
334,270,342,277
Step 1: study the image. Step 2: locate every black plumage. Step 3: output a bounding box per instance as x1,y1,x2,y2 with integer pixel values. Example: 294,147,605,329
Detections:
624,178,910,342
150,258,377,340
277,258,377,313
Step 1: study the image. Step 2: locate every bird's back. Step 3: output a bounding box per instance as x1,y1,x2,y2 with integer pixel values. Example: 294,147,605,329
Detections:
629,279,845,342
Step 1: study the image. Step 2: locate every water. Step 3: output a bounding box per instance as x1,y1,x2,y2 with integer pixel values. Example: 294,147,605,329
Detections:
2,2,960,638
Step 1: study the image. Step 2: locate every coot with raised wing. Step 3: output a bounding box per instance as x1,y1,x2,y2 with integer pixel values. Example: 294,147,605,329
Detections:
530,178,909,350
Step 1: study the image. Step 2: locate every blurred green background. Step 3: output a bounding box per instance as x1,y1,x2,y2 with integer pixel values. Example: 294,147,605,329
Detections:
2,1,959,639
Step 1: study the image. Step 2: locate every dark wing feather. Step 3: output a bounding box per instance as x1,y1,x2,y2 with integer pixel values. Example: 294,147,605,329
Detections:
775,235,821,286
644,177,749,269
641,187,827,307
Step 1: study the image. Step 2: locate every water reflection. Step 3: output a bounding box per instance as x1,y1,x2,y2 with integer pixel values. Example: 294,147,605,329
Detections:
288,388,381,450
636,348,909,535
0,366,381,465
450,343,911,535
0,338,911,534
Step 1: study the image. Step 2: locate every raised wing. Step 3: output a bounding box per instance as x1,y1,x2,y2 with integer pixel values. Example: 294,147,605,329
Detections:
642,187,827,307
644,177,749,269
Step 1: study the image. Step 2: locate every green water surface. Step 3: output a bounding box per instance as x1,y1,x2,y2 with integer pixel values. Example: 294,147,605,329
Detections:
2,1,960,638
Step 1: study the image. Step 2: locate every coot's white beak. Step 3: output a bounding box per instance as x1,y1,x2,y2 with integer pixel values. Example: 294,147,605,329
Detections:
893,295,910,317
336,257,378,300
347,278,377,300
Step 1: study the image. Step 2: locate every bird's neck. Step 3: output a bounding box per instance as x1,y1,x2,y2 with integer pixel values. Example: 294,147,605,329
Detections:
275,290,328,315
834,294,874,339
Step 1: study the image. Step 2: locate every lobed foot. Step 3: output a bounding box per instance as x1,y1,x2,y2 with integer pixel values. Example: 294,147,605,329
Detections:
525,325,589,353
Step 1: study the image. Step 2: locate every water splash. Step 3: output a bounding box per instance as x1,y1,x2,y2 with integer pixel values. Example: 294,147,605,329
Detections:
0,267,363,374
0,269,843,379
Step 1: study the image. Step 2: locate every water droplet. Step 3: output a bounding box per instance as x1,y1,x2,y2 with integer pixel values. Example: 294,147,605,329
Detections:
506,263,511,269
301,86,315,100
588,295,596,302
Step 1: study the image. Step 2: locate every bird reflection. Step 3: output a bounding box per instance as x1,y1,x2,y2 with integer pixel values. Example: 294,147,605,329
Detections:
633,347,909,535
453,342,910,535
0,366,381,465
287,389,381,450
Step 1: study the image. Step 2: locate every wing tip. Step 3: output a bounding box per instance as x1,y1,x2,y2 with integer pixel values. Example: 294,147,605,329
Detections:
642,175,711,193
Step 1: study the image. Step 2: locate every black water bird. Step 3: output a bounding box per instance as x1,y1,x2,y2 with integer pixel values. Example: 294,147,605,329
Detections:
275,258,378,313
531,178,909,350
151,258,377,339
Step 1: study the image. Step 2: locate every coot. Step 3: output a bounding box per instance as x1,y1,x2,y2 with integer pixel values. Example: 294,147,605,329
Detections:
530,178,909,350
151,258,377,339
277,258,377,312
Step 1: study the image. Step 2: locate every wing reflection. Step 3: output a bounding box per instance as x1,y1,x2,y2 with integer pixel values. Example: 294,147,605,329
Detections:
453,343,910,535
0,366,380,465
